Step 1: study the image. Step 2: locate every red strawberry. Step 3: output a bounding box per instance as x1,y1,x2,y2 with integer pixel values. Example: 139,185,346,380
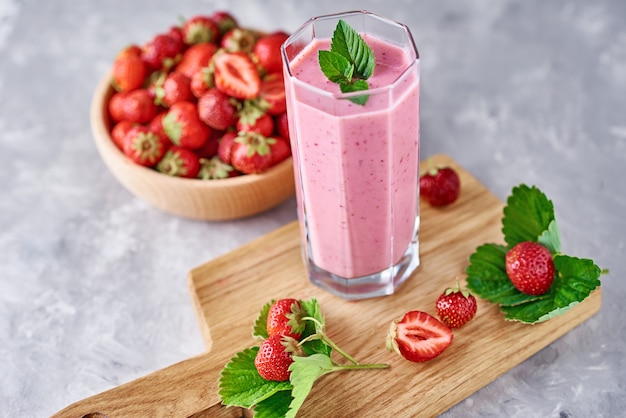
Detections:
210,11,238,35
253,31,289,74
111,46,147,92
220,27,257,53
386,310,453,363
505,241,555,296
108,89,158,124
230,132,274,174
237,112,274,137
110,120,136,150
269,136,291,166
122,125,167,167
435,282,478,329
254,335,300,381
217,131,238,164
175,42,217,78
156,146,200,178
142,32,184,71
213,51,261,99
190,67,215,98
259,73,286,115
181,15,220,45
162,102,211,149
266,298,305,340
198,155,238,180
148,111,171,144
419,166,461,207
275,112,290,141
152,71,193,107
194,129,221,159
197,88,238,130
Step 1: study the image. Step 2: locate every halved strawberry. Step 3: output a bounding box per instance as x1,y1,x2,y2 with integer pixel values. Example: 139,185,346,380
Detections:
213,51,261,100
386,310,453,363
259,73,286,115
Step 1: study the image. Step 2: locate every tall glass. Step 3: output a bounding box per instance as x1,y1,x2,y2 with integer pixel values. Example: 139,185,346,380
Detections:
281,11,420,299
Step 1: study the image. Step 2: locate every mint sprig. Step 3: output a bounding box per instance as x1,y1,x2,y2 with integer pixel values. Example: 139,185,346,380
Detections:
219,298,388,417
318,19,375,105
466,184,606,324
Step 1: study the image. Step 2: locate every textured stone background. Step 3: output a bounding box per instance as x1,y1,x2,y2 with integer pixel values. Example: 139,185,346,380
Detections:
1,0,624,416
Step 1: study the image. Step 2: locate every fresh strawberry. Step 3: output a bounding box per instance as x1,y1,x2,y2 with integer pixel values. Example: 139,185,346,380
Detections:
230,132,274,174
197,88,238,130
111,46,147,92
142,32,184,71
213,51,261,99
254,335,300,381
266,298,305,340
253,31,289,74
386,310,453,363
162,101,211,149
110,120,136,150
269,136,291,166
258,73,286,115
175,42,217,78
210,10,238,35
148,111,171,144
194,129,221,159
108,89,158,124
435,282,478,329
165,25,185,46
505,241,555,296
198,155,238,180
237,112,274,137
220,27,257,53
190,67,215,98
275,111,290,141
217,131,238,164
122,125,167,167
156,146,200,178
419,166,461,207
151,71,193,107
181,15,220,45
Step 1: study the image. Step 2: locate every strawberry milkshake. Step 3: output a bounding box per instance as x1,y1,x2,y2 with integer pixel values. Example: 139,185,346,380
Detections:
282,11,420,299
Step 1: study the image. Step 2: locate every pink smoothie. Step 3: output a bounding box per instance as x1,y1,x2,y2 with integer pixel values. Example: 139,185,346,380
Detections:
285,35,420,279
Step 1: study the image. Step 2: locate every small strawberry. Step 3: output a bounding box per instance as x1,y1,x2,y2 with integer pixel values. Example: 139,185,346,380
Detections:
190,67,215,98
213,51,261,100
269,136,291,166
156,146,200,178
108,89,158,124
148,111,171,144
142,32,184,71
217,131,238,164
110,120,136,150
237,112,274,137
197,88,238,130
220,27,257,53
122,125,167,167
386,310,453,363
274,111,290,141
198,155,238,180
258,73,286,115
181,15,220,45
152,71,193,107
419,166,461,207
210,10,238,36
162,101,211,150
194,129,221,159
175,42,217,78
505,241,555,296
266,298,305,340
435,281,478,329
253,31,289,74
111,46,147,92
230,132,274,174
254,335,301,382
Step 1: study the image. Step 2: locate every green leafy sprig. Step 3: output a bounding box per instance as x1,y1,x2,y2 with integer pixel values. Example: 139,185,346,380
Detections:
466,184,607,324
219,298,388,417
318,19,375,105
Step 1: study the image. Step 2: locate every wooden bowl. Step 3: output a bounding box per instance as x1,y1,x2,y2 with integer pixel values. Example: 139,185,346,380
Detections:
90,73,295,221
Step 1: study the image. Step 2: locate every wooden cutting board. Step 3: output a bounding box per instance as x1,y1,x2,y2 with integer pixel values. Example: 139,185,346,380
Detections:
53,154,601,418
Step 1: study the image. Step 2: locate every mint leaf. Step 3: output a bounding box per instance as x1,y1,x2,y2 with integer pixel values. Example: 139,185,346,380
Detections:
286,354,335,418
254,390,293,418
340,79,370,105
318,50,354,84
331,19,375,79
218,347,291,408
502,184,556,248
253,300,274,339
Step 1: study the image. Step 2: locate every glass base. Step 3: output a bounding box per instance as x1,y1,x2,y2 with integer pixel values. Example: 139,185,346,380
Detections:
306,240,420,300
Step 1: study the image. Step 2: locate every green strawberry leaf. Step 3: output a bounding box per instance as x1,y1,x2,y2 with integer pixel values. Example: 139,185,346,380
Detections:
254,390,293,418
330,19,375,79
286,354,335,418
318,50,354,84
253,300,274,339
502,184,556,248
218,347,292,408
299,299,332,356
537,219,562,254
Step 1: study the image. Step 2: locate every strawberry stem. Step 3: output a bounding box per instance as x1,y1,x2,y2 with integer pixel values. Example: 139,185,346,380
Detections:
332,363,389,371
300,316,368,366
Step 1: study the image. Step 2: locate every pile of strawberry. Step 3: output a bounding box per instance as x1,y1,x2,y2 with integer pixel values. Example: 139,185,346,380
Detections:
107,11,292,179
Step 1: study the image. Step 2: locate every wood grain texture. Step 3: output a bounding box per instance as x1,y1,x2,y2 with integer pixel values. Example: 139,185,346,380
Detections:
53,154,601,418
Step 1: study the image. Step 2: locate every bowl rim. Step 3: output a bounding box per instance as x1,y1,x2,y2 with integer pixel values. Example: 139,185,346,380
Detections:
90,70,294,190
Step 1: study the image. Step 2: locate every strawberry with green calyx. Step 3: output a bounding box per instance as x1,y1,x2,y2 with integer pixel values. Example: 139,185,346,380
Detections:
254,335,303,382
210,11,238,36
230,132,275,174
156,146,200,178
220,27,257,53
266,299,306,340
141,32,184,71
162,101,211,150
466,184,607,323
110,120,136,150
419,165,461,207
122,125,167,168
151,71,193,108
436,280,478,329
181,15,220,45
386,310,453,362
198,156,238,180
237,112,274,137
